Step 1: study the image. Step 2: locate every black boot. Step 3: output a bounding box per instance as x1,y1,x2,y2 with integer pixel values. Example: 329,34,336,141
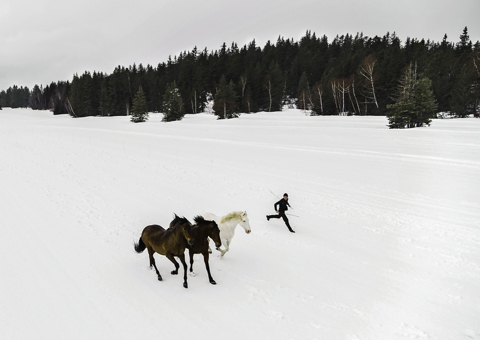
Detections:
266,215,270,221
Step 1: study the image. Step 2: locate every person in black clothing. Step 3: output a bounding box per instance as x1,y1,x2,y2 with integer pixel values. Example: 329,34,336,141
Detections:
266,193,295,233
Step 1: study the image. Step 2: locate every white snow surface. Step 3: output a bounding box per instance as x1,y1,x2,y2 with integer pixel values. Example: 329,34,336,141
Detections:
1,108,479,340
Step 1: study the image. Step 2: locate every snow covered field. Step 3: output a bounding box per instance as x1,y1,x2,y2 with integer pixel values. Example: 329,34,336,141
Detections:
1,108,479,340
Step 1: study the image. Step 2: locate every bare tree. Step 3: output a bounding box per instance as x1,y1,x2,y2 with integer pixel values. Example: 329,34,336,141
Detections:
340,79,349,114
359,55,379,112
349,75,362,114
265,79,273,112
65,97,77,117
240,75,247,99
473,53,480,77
312,82,324,115
330,79,340,113
190,89,197,114
395,62,418,103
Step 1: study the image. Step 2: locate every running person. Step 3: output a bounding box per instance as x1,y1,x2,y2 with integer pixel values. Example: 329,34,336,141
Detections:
266,193,295,233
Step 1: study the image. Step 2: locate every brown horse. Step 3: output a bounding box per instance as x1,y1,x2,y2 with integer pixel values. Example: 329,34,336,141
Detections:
134,215,195,288
188,216,222,285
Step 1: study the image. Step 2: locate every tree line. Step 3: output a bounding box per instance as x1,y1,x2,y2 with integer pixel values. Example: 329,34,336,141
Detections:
1,28,479,124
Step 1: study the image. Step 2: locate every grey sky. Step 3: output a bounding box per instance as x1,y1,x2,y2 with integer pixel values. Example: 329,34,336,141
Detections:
1,0,479,91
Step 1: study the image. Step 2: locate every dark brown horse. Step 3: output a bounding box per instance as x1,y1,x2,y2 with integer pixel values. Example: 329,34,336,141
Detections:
134,215,195,288
188,216,222,285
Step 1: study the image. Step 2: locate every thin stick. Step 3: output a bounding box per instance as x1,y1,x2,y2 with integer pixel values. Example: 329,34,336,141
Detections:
268,188,280,199
286,213,300,218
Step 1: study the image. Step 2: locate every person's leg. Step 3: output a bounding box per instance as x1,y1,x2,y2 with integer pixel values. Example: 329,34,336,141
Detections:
266,214,281,221
281,213,295,232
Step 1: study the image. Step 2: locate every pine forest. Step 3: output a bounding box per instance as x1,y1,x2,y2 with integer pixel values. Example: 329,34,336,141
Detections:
1,28,479,125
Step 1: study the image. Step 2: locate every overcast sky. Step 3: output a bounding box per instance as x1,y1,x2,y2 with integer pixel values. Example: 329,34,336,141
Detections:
1,0,479,91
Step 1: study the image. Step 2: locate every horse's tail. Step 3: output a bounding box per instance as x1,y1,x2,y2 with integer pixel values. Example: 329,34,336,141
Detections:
134,237,146,253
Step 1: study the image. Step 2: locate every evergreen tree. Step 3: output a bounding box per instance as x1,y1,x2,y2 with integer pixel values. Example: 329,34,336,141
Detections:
162,81,185,122
28,85,42,110
81,72,94,116
387,64,437,128
0,90,5,108
424,45,455,112
263,62,284,111
69,74,83,116
411,77,438,126
131,86,149,122
213,75,238,119
99,77,111,116
297,72,310,112
450,63,476,117
456,27,472,54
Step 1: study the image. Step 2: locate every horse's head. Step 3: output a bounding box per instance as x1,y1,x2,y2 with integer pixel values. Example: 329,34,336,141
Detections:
239,211,251,234
169,214,183,229
208,221,222,250
182,222,195,245
194,216,222,249
172,215,195,245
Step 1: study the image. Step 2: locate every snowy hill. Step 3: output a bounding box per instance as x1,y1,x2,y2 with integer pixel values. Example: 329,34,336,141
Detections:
1,108,479,339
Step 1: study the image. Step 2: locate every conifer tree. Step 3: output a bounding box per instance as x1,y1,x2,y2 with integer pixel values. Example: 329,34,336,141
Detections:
456,27,472,54
69,74,82,117
81,72,94,116
263,62,284,112
162,81,185,122
450,63,476,117
297,72,310,112
213,75,238,119
411,77,438,126
131,86,149,123
99,77,111,116
0,90,5,108
311,82,324,115
386,64,437,128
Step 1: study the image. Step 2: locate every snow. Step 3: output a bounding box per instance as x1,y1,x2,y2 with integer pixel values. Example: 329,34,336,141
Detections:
1,108,479,340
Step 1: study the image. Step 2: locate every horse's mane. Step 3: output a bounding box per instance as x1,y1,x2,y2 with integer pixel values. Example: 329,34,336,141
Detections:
193,215,206,224
171,214,191,229
220,211,243,223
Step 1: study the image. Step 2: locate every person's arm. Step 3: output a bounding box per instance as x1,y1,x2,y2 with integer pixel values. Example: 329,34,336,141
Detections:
274,199,281,212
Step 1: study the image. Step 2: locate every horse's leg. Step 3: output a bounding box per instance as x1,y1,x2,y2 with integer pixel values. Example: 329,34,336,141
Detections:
207,237,212,254
178,253,189,289
166,253,180,275
189,249,196,276
202,251,216,284
220,238,230,257
147,247,162,281
216,236,226,256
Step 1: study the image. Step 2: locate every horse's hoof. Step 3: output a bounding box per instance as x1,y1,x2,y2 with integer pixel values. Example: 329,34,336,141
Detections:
189,271,196,277
158,276,163,281
171,270,178,275
183,282,188,289
210,280,217,285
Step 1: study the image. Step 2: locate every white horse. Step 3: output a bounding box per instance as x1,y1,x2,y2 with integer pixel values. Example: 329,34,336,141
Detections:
202,211,251,257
